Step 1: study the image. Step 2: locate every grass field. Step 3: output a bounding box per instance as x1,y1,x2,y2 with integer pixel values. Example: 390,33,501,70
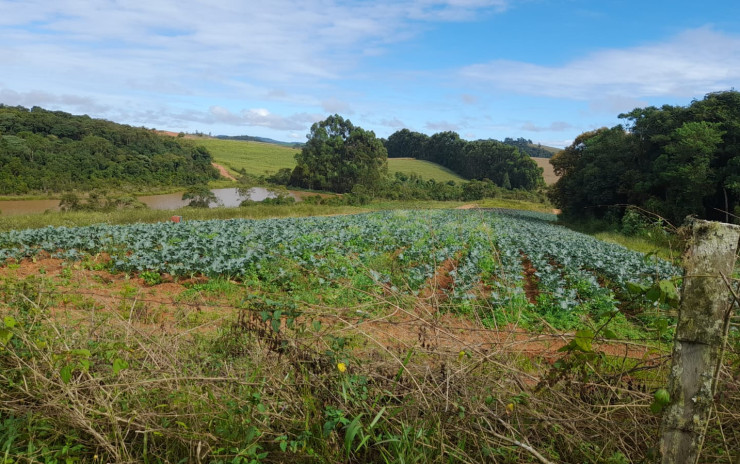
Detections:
191,138,299,176
532,157,559,185
192,138,468,182
386,158,465,182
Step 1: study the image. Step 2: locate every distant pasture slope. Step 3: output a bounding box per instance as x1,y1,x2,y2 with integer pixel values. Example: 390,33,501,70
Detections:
191,137,466,183
532,143,561,156
387,158,465,183
189,137,299,177
533,157,559,185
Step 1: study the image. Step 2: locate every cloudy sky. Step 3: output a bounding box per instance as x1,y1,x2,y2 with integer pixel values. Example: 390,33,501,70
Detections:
1,0,738,147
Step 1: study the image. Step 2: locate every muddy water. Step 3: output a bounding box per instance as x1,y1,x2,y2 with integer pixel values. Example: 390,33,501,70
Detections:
0,199,61,216
0,188,299,216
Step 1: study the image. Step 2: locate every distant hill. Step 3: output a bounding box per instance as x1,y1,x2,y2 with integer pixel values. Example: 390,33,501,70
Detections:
193,137,466,183
0,105,219,194
216,134,304,148
535,144,561,155
502,137,561,158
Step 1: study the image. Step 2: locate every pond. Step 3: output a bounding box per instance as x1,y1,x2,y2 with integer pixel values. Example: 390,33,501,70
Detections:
0,188,299,216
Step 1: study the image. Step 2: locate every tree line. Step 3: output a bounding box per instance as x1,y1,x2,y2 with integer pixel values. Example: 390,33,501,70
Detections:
0,105,220,194
549,91,740,226
383,129,544,190
502,137,556,158
273,115,545,204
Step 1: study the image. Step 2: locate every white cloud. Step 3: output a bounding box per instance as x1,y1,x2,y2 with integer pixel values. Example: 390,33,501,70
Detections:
520,121,573,132
460,28,740,100
321,97,354,114
0,0,510,136
588,96,650,115
405,0,508,21
201,106,323,130
378,117,407,129
540,139,571,150
1,0,509,93
461,94,478,104
0,87,110,113
425,121,461,131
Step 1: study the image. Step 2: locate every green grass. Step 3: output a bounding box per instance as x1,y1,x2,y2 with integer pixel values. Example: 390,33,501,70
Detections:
193,138,468,182
386,158,466,183
0,197,558,232
555,216,682,262
0,203,364,232
0,200,489,232
192,138,300,177
477,198,554,214
592,231,681,262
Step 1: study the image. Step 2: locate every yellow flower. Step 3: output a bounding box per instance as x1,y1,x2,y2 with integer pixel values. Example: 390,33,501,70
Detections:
506,403,515,413
458,350,466,361
337,362,347,373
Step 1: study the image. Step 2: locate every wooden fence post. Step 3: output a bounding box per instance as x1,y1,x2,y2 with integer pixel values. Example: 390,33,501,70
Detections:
661,220,740,464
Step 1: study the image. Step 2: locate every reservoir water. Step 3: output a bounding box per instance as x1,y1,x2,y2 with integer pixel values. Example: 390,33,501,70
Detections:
0,188,298,216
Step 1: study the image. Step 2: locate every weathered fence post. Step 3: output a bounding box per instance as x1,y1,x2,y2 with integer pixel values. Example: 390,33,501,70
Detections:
661,220,740,464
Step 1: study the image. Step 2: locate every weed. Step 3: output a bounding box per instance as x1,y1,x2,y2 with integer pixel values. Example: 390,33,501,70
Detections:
140,271,162,286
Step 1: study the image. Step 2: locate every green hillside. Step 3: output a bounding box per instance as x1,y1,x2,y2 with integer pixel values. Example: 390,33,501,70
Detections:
533,143,561,155
387,158,465,183
193,137,466,183
0,105,220,194
192,137,299,176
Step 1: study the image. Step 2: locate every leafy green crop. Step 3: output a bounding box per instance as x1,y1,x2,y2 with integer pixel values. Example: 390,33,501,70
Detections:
0,210,681,313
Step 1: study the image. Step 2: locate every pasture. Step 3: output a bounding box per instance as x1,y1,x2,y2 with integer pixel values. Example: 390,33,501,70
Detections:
191,137,467,183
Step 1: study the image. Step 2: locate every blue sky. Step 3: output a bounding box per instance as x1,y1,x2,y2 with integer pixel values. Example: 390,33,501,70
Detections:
1,0,738,148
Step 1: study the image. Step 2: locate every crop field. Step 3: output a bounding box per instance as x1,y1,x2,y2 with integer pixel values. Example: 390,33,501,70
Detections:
2,209,738,463
0,209,679,335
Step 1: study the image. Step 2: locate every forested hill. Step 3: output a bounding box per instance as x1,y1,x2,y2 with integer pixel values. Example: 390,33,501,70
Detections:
502,137,559,158
0,105,219,194
383,129,544,190
216,134,303,148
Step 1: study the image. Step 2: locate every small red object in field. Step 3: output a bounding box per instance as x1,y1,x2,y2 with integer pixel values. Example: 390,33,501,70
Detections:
171,216,182,223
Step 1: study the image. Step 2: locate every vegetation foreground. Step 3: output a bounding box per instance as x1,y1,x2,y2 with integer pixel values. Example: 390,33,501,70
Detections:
1,209,738,463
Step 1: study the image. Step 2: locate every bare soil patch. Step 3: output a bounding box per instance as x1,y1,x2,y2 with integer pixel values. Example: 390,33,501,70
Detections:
520,251,540,304
0,257,660,362
211,162,238,181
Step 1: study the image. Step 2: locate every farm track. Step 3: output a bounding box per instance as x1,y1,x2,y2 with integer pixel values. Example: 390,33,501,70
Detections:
211,162,237,181
520,251,540,304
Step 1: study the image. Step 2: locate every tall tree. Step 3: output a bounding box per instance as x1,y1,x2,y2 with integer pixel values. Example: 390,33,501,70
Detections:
653,121,724,221
384,129,429,159
290,115,388,193
551,90,740,224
